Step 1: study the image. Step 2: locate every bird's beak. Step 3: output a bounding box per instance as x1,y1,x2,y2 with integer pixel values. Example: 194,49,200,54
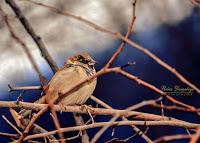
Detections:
89,59,97,66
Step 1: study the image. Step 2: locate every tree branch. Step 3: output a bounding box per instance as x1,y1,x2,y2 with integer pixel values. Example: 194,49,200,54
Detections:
6,0,58,73
24,120,199,141
22,0,200,94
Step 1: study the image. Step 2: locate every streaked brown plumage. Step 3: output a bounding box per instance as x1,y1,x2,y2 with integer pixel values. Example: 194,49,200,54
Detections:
46,52,97,105
19,52,97,118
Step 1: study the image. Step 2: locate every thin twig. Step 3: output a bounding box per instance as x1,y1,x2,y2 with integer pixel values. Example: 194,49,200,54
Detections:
105,133,137,143
5,1,89,141
0,132,18,138
2,115,22,135
150,103,200,114
0,101,199,128
6,0,58,73
8,84,42,92
104,0,137,69
73,113,89,143
2,1,199,142
154,134,190,143
0,5,46,86
16,108,47,142
24,120,200,141
23,0,200,94
116,69,197,111
50,113,64,143
90,97,157,143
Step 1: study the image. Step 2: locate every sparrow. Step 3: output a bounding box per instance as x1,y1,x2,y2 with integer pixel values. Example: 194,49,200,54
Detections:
12,53,97,126
46,52,97,106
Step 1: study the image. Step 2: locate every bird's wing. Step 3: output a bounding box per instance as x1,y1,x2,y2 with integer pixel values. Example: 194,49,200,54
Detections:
47,67,84,99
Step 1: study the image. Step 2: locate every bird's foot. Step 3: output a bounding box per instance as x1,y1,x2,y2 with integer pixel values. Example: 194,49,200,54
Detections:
80,104,95,124
59,103,66,114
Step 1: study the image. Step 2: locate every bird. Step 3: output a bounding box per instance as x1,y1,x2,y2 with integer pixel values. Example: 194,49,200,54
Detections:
45,52,97,106
11,52,97,125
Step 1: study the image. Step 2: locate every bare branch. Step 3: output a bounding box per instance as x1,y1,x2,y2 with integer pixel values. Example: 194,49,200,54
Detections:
154,134,190,143
24,120,200,141
22,0,200,93
189,127,200,143
0,101,199,128
90,96,156,143
0,5,46,86
0,132,18,138
6,0,58,73
8,84,42,92
2,115,22,135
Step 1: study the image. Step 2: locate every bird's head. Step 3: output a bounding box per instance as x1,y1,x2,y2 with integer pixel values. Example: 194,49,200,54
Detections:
64,52,96,70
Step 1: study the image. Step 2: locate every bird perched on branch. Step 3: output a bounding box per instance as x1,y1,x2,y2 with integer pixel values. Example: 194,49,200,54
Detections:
10,53,97,139
45,52,97,106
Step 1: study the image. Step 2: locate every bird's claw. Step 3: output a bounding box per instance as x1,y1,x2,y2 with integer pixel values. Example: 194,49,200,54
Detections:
80,105,95,123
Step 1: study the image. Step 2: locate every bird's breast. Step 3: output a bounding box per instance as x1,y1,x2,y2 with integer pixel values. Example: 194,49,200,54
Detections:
47,66,96,105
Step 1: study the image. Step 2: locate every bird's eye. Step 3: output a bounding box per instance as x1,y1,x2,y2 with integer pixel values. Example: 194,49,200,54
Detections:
77,55,88,64
77,55,84,61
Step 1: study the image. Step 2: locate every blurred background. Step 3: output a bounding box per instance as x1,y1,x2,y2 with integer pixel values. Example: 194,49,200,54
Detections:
0,0,200,142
